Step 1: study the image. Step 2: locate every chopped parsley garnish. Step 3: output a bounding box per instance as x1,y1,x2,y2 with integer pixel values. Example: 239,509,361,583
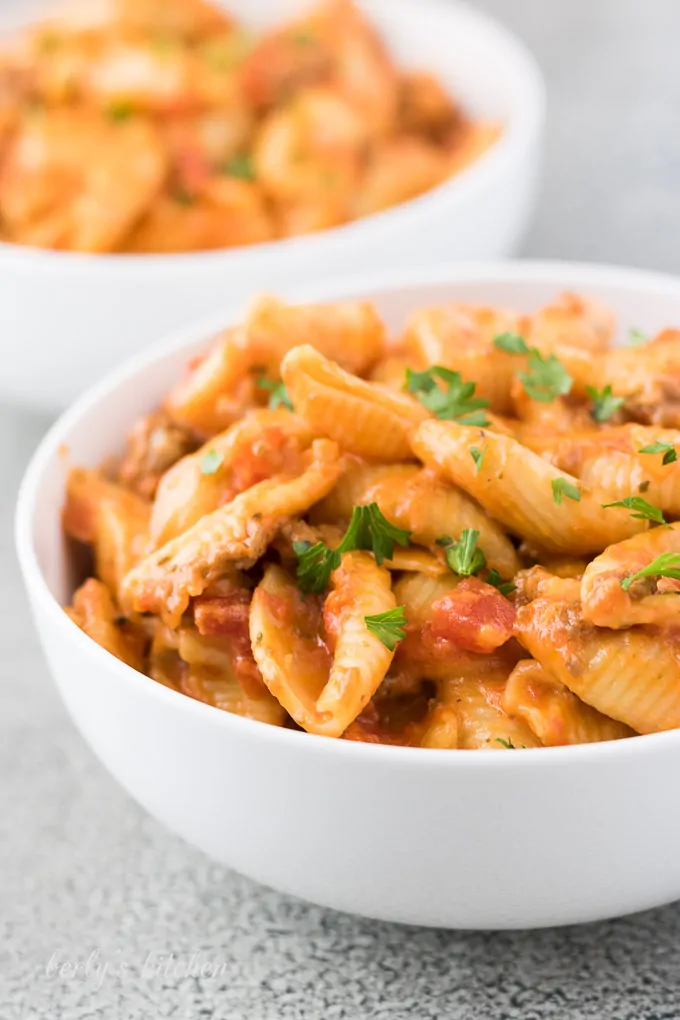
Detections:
293,503,411,592
172,187,195,206
223,154,255,181
493,331,572,403
621,552,680,591
495,737,516,749
201,32,252,69
638,440,678,465
517,350,573,403
602,496,666,525
551,477,581,506
364,606,408,651
293,541,340,594
486,569,516,597
405,365,490,426
256,378,293,411
626,328,648,347
469,445,486,474
585,384,624,422
38,32,60,53
493,332,530,355
107,101,135,122
151,32,178,53
340,503,411,566
439,529,486,577
291,27,316,46
200,449,223,475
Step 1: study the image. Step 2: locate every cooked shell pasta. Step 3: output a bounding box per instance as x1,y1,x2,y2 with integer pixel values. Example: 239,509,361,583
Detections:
502,660,634,746
521,424,680,515
581,522,680,628
66,578,146,671
281,344,428,460
62,288,680,747
314,460,520,576
404,304,525,414
122,438,344,625
439,677,542,750
412,420,647,554
516,596,680,734
150,408,314,546
0,0,497,254
250,553,396,737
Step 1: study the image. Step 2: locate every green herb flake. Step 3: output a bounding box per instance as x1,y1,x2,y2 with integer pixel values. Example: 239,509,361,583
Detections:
364,606,408,651
585,384,625,423
493,332,530,355
293,502,411,593
222,153,255,181
638,440,678,466
293,541,341,594
201,449,224,475
172,187,195,206
339,503,411,565
444,529,486,577
107,101,135,122
201,30,253,70
486,569,516,597
626,328,648,347
602,496,666,525
470,445,486,474
518,350,573,404
291,27,316,46
495,737,516,749
38,31,60,54
621,552,680,591
256,377,294,411
405,365,490,427
551,477,581,506
151,32,180,54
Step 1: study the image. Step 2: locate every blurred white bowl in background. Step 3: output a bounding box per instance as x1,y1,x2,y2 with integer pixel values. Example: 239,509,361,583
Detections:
0,0,544,411
16,260,680,930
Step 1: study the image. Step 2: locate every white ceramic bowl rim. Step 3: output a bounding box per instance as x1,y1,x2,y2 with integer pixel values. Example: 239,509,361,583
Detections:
17,259,680,768
0,0,545,275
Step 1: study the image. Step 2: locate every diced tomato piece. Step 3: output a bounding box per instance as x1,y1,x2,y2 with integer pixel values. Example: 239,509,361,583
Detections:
426,578,516,655
174,144,212,195
226,426,305,498
194,591,251,637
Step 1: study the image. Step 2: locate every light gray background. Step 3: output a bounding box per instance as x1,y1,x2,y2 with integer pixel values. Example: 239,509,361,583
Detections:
3,1,680,1017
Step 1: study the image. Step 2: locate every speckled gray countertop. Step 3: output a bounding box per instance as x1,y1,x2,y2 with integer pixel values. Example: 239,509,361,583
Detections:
4,1,680,1017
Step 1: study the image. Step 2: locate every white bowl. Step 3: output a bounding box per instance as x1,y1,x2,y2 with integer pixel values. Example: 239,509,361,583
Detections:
0,0,543,412
20,260,680,931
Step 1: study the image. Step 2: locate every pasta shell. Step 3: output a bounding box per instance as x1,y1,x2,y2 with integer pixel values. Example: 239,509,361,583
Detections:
315,459,520,577
165,297,387,435
581,521,680,628
282,344,428,461
516,597,680,734
150,408,313,547
123,438,344,625
502,659,634,745
404,304,524,414
412,419,647,554
438,677,542,750
250,553,396,737
65,578,145,671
